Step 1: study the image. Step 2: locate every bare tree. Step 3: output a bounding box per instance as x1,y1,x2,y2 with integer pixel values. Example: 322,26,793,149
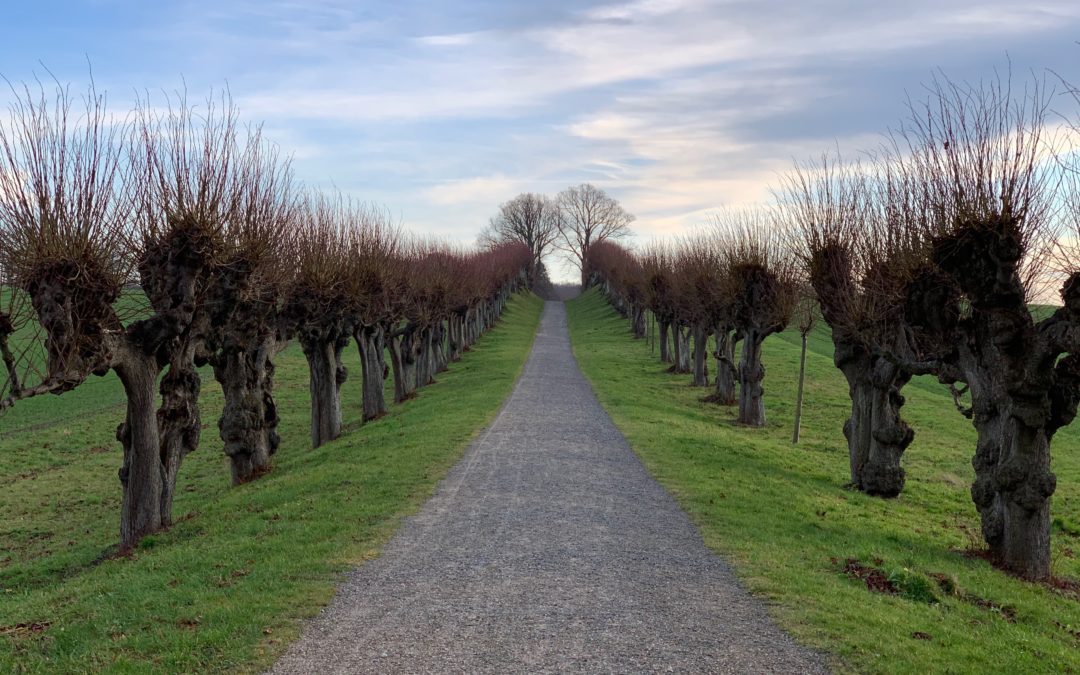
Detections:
777,157,917,496
715,209,799,428
880,74,1079,580
640,244,676,364
479,193,559,285
282,192,353,449
555,183,634,287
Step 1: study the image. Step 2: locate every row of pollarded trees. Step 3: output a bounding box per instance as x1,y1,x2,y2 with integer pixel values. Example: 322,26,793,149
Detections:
0,82,531,551
588,75,1080,581
589,212,799,429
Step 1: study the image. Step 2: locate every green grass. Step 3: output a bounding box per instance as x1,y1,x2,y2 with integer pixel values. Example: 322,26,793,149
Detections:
0,293,543,674
567,288,1080,674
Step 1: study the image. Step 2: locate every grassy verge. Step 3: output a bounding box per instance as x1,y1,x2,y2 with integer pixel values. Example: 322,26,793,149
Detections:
0,293,543,673
566,288,1080,674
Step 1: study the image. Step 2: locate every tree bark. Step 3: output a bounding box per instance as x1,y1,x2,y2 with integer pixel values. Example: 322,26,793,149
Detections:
157,339,202,525
709,328,738,405
213,336,280,484
658,319,671,363
968,383,1055,579
114,348,163,550
389,328,419,403
356,325,389,422
737,329,766,427
833,340,911,497
671,323,691,374
302,334,348,448
691,322,709,386
631,304,646,339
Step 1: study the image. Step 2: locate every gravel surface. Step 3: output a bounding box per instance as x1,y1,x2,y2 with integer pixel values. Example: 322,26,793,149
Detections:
271,301,829,674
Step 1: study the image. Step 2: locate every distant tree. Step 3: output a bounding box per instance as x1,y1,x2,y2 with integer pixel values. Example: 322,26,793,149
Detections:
555,183,634,287
479,193,559,286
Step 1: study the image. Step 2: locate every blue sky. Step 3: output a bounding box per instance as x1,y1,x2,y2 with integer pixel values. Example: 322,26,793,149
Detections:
3,0,1079,280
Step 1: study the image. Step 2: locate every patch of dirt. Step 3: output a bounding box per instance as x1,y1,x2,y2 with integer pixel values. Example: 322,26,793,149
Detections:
966,595,1017,622
835,557,897,595
0,621,50,638
1049,577,1080,602
911,631,932,640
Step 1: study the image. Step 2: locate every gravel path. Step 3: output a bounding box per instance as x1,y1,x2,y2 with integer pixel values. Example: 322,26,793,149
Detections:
271,301,828,674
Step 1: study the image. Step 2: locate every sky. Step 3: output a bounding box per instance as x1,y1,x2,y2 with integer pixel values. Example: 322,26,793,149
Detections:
2,0,1080,281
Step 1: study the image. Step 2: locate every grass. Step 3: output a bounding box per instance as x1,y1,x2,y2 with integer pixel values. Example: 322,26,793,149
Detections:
566,288,1080,674
0,292,543,674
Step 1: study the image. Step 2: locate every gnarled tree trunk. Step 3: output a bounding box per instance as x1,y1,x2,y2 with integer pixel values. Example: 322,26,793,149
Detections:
213,335,281,484
737,329,766,427
967,368,1056,579
389,327,419,403
709,328,738,405
834,339,911,497
671,323,691,374
302,333,348,448
157,338,202,524
114,347,164,550
356,325,389,422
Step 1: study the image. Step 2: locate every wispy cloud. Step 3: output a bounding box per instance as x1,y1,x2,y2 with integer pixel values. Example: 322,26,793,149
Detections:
2,0,1079,280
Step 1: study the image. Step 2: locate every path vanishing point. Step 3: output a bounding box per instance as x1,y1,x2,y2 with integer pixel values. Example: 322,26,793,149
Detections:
271,301,828,674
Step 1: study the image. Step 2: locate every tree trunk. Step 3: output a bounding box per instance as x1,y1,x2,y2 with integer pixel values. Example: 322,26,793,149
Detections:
671,324,691,374
659,319,671,363
792,332,808,444
356,325,389,422
302,336,347,448
859,359,913,496
833,336,912,497
737,330,766,427
970,393,1055,579
631,305,647,339
416,326,436,388
114,349,163,550
389,328,419,403
709,328,738,405
433,321,449,373
691,323,709,386
213,336,280,483
157,341,202,524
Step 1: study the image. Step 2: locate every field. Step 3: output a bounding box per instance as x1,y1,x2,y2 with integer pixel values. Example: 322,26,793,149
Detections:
566,288,1080,674
0,293,543,673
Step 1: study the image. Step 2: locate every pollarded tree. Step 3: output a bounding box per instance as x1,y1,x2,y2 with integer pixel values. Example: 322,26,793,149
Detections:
200,129,296,484
344,209,400,423
716,210,798,428
639,244,677,363
555,183,634,287
133,93,275,498
880,75,1080,579
777,158,918,496
479,192,560,287
282,193,353,448
671,238,723,388
0,82,246,548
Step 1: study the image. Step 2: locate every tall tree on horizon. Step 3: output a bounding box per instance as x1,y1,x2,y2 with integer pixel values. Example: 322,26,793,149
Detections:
554,183,634,287
478,192,559,286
